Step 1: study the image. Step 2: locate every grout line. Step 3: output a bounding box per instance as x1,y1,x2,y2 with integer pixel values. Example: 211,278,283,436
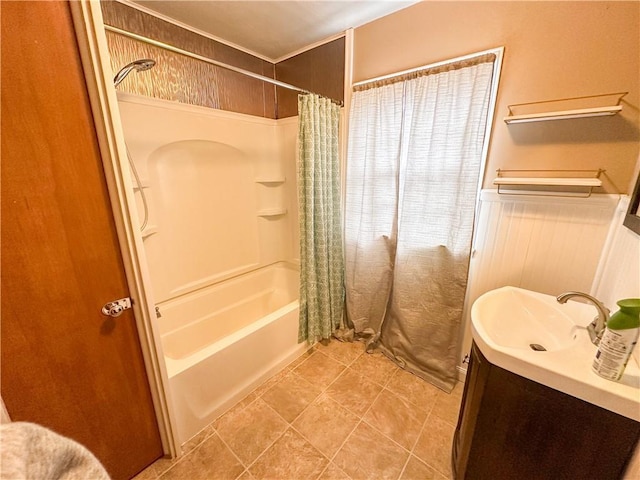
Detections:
171,340,460,480
397,454,412,480
228,400,291,473
242,346,332,461
288,346,368,478
410,397,437,454
333,352,450,479
157,342,357,479
410,410,453,479
241,428,289,474
358,416,412,461
207,432,247,474
153,449,193,479
322,360,391,474
315,463,332,480
326,416,364,463
234,470,250,480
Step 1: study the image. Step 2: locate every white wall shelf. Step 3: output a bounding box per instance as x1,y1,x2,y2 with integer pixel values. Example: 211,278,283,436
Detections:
503,92,626,124
493,177,602,187
504,106,622,124
255,177,286,184
493,169,604,197
257,208,287,217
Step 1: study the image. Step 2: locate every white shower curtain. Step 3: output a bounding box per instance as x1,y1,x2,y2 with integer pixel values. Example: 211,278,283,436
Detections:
345,56,495,392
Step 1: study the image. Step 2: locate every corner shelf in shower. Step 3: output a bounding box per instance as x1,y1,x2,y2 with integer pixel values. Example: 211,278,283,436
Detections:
257,208,287,217
255,177,286,185
141,225,159,239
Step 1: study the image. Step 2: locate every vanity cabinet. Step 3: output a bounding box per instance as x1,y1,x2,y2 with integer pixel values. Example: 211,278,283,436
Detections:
452,343,640,480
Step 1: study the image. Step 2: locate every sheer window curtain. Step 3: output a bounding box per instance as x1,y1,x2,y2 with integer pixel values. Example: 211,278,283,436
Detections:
345,58,495,392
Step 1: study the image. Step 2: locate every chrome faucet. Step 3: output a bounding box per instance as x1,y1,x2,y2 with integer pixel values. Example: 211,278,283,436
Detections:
556,291,610,346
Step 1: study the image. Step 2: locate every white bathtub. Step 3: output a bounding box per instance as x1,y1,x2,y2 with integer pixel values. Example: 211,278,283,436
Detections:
160,262,305,445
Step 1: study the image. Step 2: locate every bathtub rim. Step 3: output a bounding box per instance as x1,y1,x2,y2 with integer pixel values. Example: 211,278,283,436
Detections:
156,260,299,319
164,299,301,378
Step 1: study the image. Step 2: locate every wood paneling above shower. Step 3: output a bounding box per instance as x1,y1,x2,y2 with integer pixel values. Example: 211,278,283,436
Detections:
100,1,345,119
275,38,345,118
101,0,277,118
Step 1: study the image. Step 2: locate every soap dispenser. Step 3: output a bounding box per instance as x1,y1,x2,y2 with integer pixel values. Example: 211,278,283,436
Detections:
592,298,640,381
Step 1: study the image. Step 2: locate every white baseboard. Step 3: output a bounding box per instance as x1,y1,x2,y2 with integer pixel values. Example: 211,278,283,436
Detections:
457,365,467,383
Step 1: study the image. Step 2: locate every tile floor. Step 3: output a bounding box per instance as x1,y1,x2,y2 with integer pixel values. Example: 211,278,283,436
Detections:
135,339,463,480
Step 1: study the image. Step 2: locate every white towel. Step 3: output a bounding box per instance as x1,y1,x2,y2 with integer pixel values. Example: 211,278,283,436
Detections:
0,422,110,480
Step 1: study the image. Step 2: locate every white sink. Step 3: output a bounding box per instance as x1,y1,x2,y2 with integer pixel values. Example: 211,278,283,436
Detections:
473,287,583,351
471,286,640,421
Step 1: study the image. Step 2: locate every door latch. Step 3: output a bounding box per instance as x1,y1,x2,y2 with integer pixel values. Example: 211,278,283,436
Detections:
101,297,132,317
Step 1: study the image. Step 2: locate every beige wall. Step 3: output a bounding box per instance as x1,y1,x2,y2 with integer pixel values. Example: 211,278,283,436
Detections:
353,1,639,193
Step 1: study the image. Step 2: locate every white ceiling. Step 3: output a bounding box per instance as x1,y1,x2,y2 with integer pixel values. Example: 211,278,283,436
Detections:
128,1,419,61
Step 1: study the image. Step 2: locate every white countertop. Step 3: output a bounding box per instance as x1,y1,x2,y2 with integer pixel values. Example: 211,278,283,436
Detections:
471,286,640,422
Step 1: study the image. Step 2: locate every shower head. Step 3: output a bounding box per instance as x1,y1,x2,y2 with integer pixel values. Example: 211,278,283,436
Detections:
113,59,156,87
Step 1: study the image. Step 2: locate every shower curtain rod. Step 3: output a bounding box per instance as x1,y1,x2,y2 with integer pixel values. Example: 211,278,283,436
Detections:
104,25,343,106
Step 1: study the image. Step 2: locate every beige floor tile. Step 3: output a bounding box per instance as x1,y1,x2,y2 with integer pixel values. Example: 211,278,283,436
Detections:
400,455,445,480
236,470,256,480
159,433,244,480
363,388,428,450
181,424,214,455
288,346,316,369
314,339,365,366
386,369,440,411
248,428,328,480
293,351,346,389
430,389,462,426
318,462,352,480
350,351,398,386
326,368,383,417
148,456,179,478
132,463,158,480
213,392,259,430
333,422,409,480
293,393,360,458
154,340,462,480
449,381,465,399
252,369,291,398
214,398,288,465
413,415,455,478
261,371,322,422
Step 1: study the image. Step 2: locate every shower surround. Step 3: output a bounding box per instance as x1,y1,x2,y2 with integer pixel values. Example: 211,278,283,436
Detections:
118,93,303,444
102,0,346,447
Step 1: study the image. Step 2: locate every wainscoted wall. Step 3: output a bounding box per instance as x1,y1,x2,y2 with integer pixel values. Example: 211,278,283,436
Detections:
458,190,620,362
100,1,345,119
593,196,640,361
599,198,640,480
594,196,640,480
593,195,640,304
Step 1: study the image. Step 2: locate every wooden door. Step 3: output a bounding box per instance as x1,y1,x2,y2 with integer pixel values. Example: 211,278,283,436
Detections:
1,2,164,478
